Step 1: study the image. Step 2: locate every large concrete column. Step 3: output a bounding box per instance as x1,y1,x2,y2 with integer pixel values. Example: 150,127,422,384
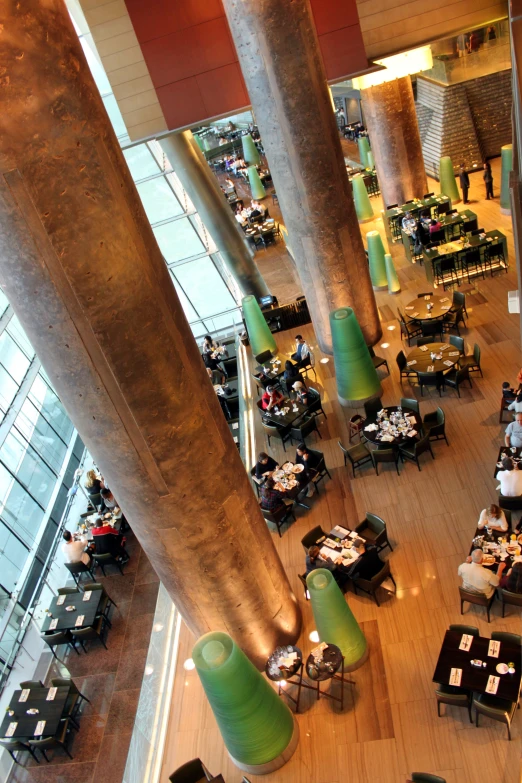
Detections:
221,0,381,353
0,0,300,667
360,76,428,208
159,131,269,300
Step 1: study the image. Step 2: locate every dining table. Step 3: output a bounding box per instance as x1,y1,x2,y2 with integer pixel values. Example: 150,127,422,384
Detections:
494,445,522,477
0,685,71,740
384,195,452,244
41,589,103,633
432,630,521,702
310,524,368,574
254,353,291,380
261,398,308,427
469,526,522,572
422,229,508,287
404,294,453,322
405,342,461,374
363,405,422,446
401,209,478,263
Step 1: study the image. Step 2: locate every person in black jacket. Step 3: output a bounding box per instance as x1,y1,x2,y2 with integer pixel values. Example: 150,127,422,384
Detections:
349,539,384,581
459,164,470,204
295,443,319,497
254,452,279,481
483,162,494,199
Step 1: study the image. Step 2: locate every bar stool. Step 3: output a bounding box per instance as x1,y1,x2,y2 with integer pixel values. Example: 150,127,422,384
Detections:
305,643,355,710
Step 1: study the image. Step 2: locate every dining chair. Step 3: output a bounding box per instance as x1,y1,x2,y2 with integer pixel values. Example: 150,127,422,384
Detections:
260,502,296,538
354,513,393,552
255,350,273,365
306,387,327,420
338,440,372,478
458,586,496,623
51,677,91,728
64,561,97,588
368,346,389,375
72,614,109,652
0,738,40,765
411,774,447,783
371,447,400,476
498,494,522,512
399,433,435,471
82,582,118,628
19,680,45,689
443,367,472,397
448,624,479,637
434,683,473,723
452,290,467,317
298,573,310,601
41,630,80,660
352,560,396,607
484,241,507,274
29,717,76,761
400,397,419,414
460,343,482,377
420,320,443,341
498,588,522,617
491,631,522,646
461,248,486,284
449,334,465,352
301,526,328,553
348,414,365,441
57,586,78,596
92,551,127,577
423,407,448,445
262,420,292,452
442,306,466,336
416,336,434,346
307,449,331,491
290,415,321,445
169,758,214,783
416,371,443,397
396,350,417,383
398,318,422,346
473,693,518,739
363,397,382,417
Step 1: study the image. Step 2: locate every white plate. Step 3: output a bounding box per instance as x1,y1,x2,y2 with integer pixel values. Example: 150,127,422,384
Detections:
282,462,293,473
292,464,304,473
496,663,509,675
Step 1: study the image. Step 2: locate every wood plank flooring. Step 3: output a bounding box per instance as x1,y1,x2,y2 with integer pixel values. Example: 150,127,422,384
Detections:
160,151,521,783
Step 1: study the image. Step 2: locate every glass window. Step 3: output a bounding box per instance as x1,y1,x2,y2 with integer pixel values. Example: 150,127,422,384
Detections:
136,178,184,224
172,258,237,318
102,94,127,140
0,331,30,384
6,316,35,360
0,462,44,543
0,365,20,414
153,219,205,264
0,289,9,319
123,145,160,181
0,430,56,509
28,375,74,443
169,275,200,322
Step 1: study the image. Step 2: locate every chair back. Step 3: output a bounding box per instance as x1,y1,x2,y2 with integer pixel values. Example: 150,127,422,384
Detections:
449,335,464,352
169,758,211,783
417,371,438,387
491,631,522,646
414,433,432,456
400,398,419,413
430,229,445,244
448,624,479,637
65,561,89,577
452,290,465,308
372,448,396,464
301,525,326,552
306,387,321,413
411,774,447,783
88,492,102,509
41,631,70,648
396,351,407,371
416,337,433,346
500,588,522,608
365,513,385,536
338,440,349,458
356,559,390,591
19,680,44,689
473,343,481,364
307,448,325,474
58,587,78,596
364,397,382,417
458,586,488,607
436,407,445,426
292,416,316,440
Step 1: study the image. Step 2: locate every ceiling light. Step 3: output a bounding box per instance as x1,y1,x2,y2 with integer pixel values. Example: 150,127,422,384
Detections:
380,343,389,349
387,325,396,331
320,358,329,364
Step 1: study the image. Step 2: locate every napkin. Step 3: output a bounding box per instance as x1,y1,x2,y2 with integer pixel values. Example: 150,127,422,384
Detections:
427,365,435,372
233,436,238,444
19,689,30,703
46,687,57,701
407,430,417,437
380,434,395,442
349,531,358,539
407,415,416,424
57,595,66,606
486,675,500,694
407,360,417,366
411,312,419,318
459,634,473,651
440,297,449,303
448,351,460,356
364,423,378,431
34,720,46,737
441,306,451,310
331,525,349,538
443,360,454,367
83,591,91,602
488,640,501,658
449,668,462,686
404,306,414,310
49,618,58,631
5,722,17,737
419,345,428,352
75,615,85,628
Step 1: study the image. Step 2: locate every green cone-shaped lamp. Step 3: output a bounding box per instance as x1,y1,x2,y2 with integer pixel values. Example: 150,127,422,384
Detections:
500,143,512,215
193,632,298,773
385,253,401,294
352,176,374,223
367,150,375,170
358,136,370,168
366,230,388,291
330,307,381,405
439,156,460,204
306,569,368,670
242,134,261,166
247,166,266,199
242,295,277,358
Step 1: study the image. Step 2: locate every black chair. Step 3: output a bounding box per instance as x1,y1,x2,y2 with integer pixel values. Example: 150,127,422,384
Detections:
92,551,127,576
261,502,296,537
255,350,273,364
417,371,443,397
307,448,332,491
460,343,482,376
169,758,214,783
386,203,398,210
364,397,382,417
398,317,422,346
449,623,479,637
57,586,78,596
19,679,45,689
72,614,109,651
411,775,447,783
449,334,464,352
301,525,327,552
261,420,292,451
491,631,522,646
51,677,91,729
397,350,417,383
458,586,495,623
298,573,310,601
416,336,434,347
498,494,522,512
338,439,372,478
437,201,450,216
87,492,102,510
430,229,445,244
460,247,485,283
41,630,80,661
354,513,392,552
306,387,327,420
452,290,467,317
399,397,419,414
435,683,473,723
399,433,434,470
434,256,458,289
473,693,518,740
423,407,448,445
423,193,434,199
290,415,321,445
82,582,118,628
498,588,522,617
29,718,76,761
484,241,507,274
420,320,443,341
371,448,400,476
444,367,472,397
442,306,466,336
64,561,96,587
352,560,396,606
368,346,389,375
0,738,40,765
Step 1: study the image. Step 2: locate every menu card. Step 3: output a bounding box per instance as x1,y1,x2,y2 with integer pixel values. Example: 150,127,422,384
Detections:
49,618,58,631
488,640,501,658
319,546,340,562
83,591,92,602
19,689,30,703
34,720,46,737
46,687,57,701
331,525,349,538
75,615,85,627
419,345,428,352
449,668,462,686
5,722,17,737
486,675,500,694
459,634,474,651
57,595,66,606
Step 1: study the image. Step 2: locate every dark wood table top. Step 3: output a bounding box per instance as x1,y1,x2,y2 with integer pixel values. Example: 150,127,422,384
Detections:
254,353,291,379
261,399,308,427
384,195,451,221
363,406,422,445
306,643,343,681
424,229,506,260
405,342,460,374
41,589,102,633
0,686,70,740
433,630,521,702
266,645,303,682
404,294,452,321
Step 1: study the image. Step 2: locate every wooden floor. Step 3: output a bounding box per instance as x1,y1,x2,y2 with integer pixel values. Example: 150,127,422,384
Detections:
160,151,522,783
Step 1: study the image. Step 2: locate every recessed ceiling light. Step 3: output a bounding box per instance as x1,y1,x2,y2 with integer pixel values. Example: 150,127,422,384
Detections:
309,630,320,643
380,343,389,349
183,658,196,671
320,358,329,364
387,325,396,331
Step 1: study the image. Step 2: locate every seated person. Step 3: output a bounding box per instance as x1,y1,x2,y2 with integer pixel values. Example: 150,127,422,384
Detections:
496,457,522,496
291,334,314,367
295,443,319,497
62,529,92,567
502,381,517,401
499,561,522,592
203,352,226,386
235,207,248,227
99,487,119,513
292,380,309,405
429,218,442,234
259,477,289,514
306,545,338,575
255,452,279,481
283,360,301,393
349,539,384,581
508,393,522,413
505,412,522,448
249,203,262,219
458,549,504,598
92,522,129,562
401,211,417,232
84,469,103,497
261,385,284,411
477,504,508,532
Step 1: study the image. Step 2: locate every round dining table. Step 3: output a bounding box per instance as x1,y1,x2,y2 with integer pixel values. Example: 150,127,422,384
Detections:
404,294,451,321
405,342,461,373
363,405,422,445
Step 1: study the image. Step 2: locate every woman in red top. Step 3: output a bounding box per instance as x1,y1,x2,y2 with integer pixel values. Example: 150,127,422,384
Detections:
261,385,284,411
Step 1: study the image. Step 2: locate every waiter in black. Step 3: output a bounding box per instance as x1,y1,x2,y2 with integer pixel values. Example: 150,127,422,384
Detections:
459,164,470,204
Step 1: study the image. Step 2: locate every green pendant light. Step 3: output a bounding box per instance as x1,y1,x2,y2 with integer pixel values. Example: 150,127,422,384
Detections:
352,176,374,223
193,632,298,773
306,569,368,670
242,295,277,357
366,230,388,291
439,156,460,204
357,136,370,168
385,253,401,293
500,144,512,215
242,134,261,166
247,165,266,199
330,307,381,405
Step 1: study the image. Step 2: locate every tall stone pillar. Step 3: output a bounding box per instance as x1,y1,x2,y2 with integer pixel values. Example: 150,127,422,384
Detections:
0,0,300,667
221,0,381,353
159,131,269,300
360,76,427,208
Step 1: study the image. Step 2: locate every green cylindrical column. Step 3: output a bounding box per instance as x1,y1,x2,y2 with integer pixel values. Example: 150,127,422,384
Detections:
367,150,375,170
500,144,513,215
439,156,461,204
242,295,277,357
193,632,298,773
306,569,368,670
358,136,370,167
247,165,266,199
385,253,401,294
242,133,261,165
352,176,374,222
330,308,382,406
366,230,388,291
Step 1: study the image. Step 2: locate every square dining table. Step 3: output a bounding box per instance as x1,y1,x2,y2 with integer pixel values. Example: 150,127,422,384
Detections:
261,399,309,428
0,685,70,740
432,630,521,702
41,589,103,633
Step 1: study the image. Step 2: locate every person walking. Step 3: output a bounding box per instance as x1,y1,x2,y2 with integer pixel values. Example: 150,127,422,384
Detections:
483,161,494,199
459,164,470,204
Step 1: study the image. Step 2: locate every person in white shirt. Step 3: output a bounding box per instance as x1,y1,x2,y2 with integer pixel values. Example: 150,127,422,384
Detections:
508,394,522,414
505,412,522,447
458,549,504,598
401,211,417,232
477,504,508,532
62,530,91,566
496,457,522,496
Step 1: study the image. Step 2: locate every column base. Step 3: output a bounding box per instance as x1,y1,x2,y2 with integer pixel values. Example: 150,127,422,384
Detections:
501,207,512,216
372,284,388,292
338,388,383,408
344,643,369,672
388,288,401,295
229,718,300,775
358,215,375,224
